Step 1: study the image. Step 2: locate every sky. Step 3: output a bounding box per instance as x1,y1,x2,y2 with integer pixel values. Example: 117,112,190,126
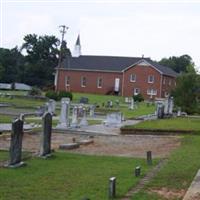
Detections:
1,0,200,71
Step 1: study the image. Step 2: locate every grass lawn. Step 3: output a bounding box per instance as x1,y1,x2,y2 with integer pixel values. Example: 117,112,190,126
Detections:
0,97,45,108
0,152,155,200
125,117,200,132
0,150,9,161
132,135,200,200
0,90,28,96
0,114,14,123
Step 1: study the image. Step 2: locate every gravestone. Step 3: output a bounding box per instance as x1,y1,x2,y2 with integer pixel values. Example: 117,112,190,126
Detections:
8,119,25,168
78,105,84,117
56,98,70,129
109,177,116,198
36,105,46,116
129,98,134,110
40,112,52,157
80,97,89,104
177,107,181,117
89,105,95,117
168,96,174,115
147,151,152,165
47,99,56,115
156,103,164,119
71,106,78,128
79,108,88,126
105,112,122,126
135,166,141,177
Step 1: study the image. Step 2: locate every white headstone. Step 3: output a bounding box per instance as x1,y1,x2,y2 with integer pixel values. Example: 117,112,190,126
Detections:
56,98,70,129
71,106,78,128
79,107,88,127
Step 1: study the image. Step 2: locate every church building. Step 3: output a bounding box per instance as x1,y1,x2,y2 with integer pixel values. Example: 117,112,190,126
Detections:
55,36,177,99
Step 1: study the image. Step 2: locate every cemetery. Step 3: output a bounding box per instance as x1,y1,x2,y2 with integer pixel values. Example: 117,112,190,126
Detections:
0,90,200,200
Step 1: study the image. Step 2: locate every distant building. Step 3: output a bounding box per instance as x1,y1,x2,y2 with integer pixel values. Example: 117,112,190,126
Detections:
55,36,177,99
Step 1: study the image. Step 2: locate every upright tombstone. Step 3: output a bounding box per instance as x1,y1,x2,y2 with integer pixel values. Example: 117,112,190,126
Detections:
89,105,95,117
157,103,164,119
129,98,134,110
40,112,52,157
48,99,56,115
71,106,79,128
168,97,174,115
109,177,116,198
147,151,152,165
105,112,122,127
79,107,88,126
8,119,25,167
56,98,70,129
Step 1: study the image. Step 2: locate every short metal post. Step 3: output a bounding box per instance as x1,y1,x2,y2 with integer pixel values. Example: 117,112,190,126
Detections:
147,151,152,165
109,177,116,198
135,166,141,177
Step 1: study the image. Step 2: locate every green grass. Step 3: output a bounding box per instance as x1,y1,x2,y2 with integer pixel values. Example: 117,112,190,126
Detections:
131,135,200,199
0,114,14,123
0,150,9,161
0,90,28,96
0,97,45,108
125,117,200,131
0,152,155,200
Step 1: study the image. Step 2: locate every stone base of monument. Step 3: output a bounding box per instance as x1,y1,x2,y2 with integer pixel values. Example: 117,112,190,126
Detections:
38,153,52,159
59,143,80,150
79,139,94,145
5,161,26,168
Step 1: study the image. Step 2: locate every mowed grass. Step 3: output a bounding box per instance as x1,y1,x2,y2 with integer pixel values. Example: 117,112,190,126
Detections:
0,97,45,108
132,135,200,200
0,114,13,123
0,150,9,161
125,117,200,131
0,152,155,200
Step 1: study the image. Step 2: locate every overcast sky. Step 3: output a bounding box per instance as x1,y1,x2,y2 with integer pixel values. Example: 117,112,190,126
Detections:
1,0,200,71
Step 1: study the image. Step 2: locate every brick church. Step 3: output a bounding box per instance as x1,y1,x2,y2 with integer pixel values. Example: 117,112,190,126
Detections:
55,36,177,99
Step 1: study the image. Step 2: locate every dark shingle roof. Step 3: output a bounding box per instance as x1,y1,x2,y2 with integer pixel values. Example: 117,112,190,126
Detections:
61,55,178,77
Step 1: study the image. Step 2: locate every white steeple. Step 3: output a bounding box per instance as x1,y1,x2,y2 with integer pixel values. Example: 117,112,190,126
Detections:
72,34,81,57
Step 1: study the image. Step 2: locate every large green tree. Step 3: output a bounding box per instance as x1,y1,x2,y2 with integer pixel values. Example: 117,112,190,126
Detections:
21,34,60,87
172,73,200,114
159,54,196,74
0,47,25,83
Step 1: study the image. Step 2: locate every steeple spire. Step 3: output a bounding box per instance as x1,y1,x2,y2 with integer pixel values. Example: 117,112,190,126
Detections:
73,34,81,57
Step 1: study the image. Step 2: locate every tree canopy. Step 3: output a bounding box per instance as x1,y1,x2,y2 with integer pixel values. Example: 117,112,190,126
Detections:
172,73,200,114
159,54,196,74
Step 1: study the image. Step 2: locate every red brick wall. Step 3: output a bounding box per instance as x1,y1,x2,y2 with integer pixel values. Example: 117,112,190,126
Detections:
57,69,123,95
122,64,162,99
57,66,176,99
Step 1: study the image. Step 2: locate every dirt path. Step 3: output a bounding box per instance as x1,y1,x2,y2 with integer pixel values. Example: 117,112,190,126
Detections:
0,132,181,158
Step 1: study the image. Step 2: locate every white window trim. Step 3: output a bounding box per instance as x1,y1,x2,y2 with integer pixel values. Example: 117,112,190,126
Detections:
97,77,103,88
130,74,136,82
147,89,157,96
81,76,86,87
134,88,140,95
148,75,154,83
65,76,70,86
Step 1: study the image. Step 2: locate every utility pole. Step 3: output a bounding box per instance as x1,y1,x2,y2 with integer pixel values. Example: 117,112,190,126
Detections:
58,25,68,68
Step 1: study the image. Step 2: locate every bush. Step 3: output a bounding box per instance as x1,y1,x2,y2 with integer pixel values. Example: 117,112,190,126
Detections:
58,91,73,101
45,90,73,101
133,94,144,102
45,90,58,100
28,87,42,96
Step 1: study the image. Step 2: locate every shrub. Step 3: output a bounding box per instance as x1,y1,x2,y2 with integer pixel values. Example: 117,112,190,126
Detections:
133,93,144,102
45,90,58,100
28,87,42,96
58,91,73,101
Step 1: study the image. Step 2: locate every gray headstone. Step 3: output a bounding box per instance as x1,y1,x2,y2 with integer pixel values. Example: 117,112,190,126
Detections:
79,108,88,127
105,112,122,126
40,112,52,157
56,98,70,129
109,177,116,198
147,151,152,165
48,99,56,115
71,106,78,128
89,105,95,117
135,166,141,177
9,119,24,167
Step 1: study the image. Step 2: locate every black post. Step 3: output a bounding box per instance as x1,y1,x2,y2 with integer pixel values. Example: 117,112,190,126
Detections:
135,166,141,177
147,151,152,165
109,177,116,198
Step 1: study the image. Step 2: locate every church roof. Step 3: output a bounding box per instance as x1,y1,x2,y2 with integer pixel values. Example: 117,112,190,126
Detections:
61,55,178,77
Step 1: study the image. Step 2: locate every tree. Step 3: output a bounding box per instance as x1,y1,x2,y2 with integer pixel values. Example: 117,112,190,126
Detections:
0,47,25,83
21,34,61,87
159,54,196,74
172,73,200,114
